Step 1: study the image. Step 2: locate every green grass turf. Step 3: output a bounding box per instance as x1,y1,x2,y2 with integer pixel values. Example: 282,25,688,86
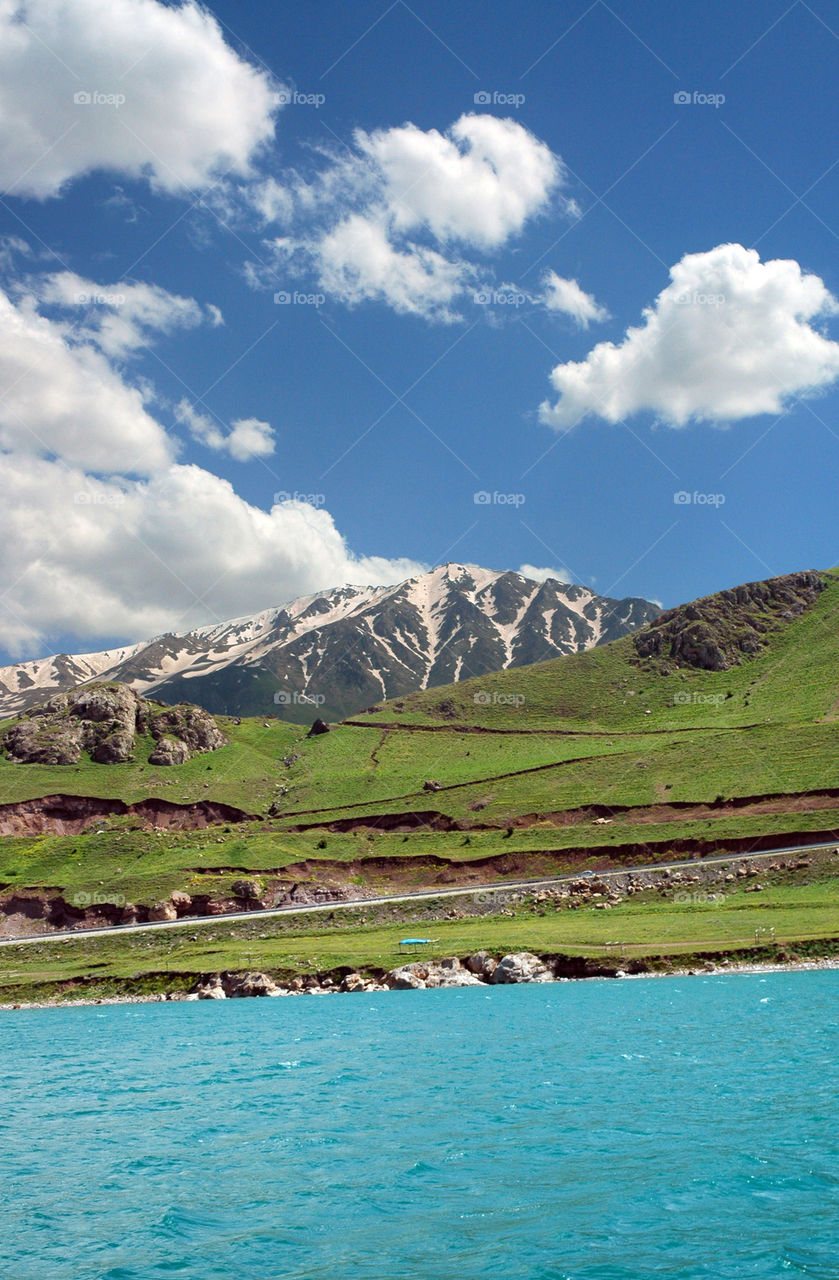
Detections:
3,878,839,1003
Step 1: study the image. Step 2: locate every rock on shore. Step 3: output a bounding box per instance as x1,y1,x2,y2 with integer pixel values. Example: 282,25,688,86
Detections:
185,953,560,1000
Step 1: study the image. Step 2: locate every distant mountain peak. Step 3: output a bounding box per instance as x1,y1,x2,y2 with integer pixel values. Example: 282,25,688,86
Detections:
0,565,660,722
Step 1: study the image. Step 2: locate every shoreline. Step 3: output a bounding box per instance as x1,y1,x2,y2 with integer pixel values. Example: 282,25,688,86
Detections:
4,952,839,1012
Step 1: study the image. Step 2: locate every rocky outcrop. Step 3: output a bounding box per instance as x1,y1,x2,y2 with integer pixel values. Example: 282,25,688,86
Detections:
148,704,226,763
492,952,552,983
385,952,550,990
2,683,227,767
633,570,825,672
147,901,178,922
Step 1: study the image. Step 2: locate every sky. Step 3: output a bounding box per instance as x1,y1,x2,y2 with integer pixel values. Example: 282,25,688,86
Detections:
1,0,839,662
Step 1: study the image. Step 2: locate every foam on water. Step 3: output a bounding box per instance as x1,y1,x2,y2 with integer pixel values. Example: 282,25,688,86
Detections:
2,970,838,1279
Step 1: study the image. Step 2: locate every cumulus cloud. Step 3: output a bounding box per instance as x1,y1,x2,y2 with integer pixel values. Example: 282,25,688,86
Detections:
0,275,422,653
539,244,839,430
0,456,426,654
24,271,222,356
253,114,565,322
541,270,608,327
356,114,562,250
518,564,572,584
0,0,280,198
176,400,275,462
0,286,172,473
313,214,472,320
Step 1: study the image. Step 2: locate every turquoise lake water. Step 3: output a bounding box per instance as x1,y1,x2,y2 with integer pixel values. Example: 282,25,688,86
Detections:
3,969,839,1279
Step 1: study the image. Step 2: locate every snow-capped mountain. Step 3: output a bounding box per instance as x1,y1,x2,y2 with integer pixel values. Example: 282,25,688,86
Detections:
0,565,660,722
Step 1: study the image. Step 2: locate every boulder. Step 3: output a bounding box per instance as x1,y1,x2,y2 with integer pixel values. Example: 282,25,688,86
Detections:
223,971,280,998
466,950,497,978
307,719,331,737
492,952,552,984
231,878,262,901
386,965,427,990
340,973,366,992
196,977,226,999
148,736,190,766
147,900,178,922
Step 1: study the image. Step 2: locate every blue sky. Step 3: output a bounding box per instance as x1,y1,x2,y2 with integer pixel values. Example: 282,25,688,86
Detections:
1,0,838,661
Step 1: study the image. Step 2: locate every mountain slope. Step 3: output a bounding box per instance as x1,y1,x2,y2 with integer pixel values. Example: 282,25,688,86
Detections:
2,569,839,949
0,564,659,722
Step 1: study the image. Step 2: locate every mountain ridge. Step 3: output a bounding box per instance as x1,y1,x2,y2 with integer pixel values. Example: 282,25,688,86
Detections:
0,563,659,722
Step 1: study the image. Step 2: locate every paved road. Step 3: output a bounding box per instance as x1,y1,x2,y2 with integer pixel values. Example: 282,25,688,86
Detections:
0,838,831,948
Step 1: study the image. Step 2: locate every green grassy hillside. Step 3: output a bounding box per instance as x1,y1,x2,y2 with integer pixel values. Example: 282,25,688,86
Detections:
1,569,839,923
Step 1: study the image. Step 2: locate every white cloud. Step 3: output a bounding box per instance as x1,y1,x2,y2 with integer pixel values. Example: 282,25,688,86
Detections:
0,275,421,653
25,271,222,356
0,286,172,473
253,114,566,322
313,214,471,321
541,270,608,327
176,400,275,462
540,244,839,430
518,564,572,584
0,0,280,198
0,456,425,654
356,114,562,249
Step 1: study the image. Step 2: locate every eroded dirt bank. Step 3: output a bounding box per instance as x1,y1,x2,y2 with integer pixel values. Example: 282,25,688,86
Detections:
0,793,254,836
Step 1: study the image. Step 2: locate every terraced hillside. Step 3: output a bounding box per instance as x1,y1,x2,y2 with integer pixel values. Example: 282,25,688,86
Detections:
0,569,838,937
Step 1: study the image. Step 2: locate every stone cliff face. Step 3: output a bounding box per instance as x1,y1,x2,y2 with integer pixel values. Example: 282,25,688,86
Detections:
1,684,226,766
633,571,825,672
